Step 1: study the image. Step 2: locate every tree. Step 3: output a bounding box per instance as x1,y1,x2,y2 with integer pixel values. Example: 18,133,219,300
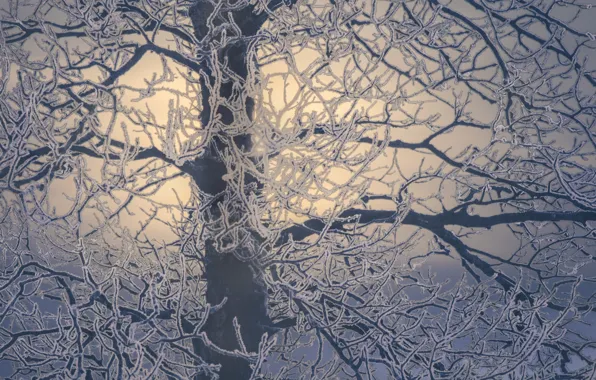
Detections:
1,0,595,378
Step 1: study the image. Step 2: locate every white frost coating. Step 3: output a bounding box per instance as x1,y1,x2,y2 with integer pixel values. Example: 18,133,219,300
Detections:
0,0,595,379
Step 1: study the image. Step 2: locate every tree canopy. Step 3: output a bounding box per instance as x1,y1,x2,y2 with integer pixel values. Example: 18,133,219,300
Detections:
1,0,595,378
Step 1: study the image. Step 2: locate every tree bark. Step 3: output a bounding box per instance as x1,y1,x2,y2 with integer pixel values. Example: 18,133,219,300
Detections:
184,1,281,378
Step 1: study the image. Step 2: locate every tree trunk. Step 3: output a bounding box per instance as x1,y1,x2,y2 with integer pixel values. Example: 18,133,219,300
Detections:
184,2,276,378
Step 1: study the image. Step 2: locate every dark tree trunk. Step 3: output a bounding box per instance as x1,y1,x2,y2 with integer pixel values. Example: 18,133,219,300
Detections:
198,242,271,379
182,2,286,378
